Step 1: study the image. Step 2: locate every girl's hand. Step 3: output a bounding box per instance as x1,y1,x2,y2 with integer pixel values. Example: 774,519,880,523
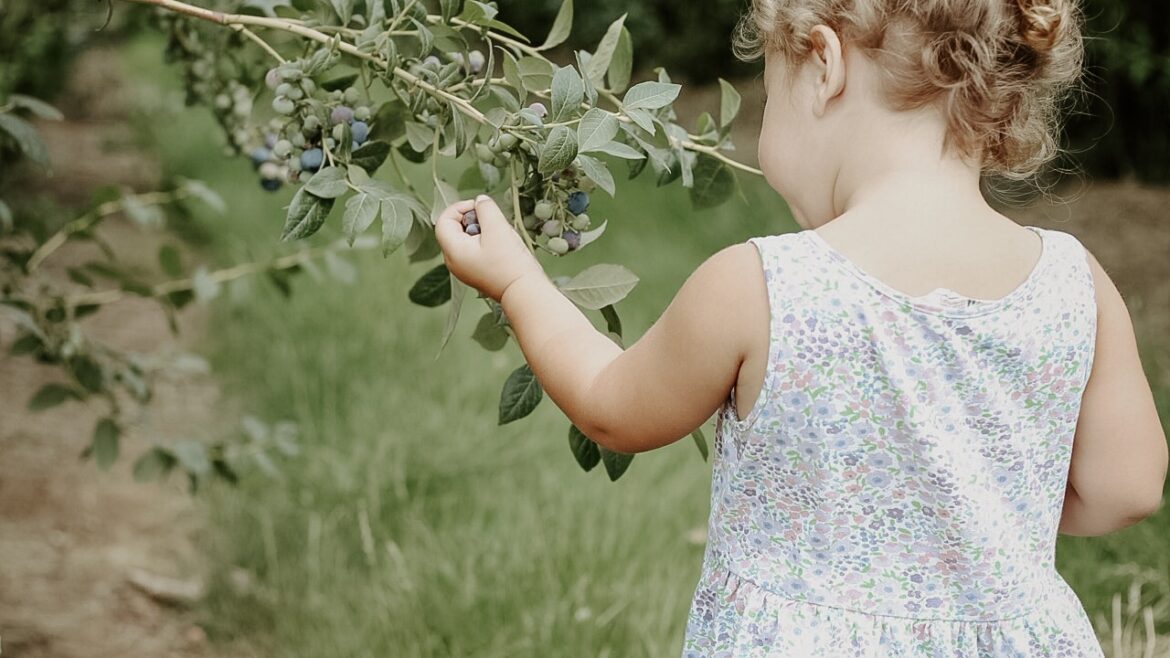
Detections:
434,194,544,303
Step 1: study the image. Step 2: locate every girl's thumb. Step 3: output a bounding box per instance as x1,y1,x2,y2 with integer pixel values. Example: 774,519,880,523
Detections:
474,194,509,229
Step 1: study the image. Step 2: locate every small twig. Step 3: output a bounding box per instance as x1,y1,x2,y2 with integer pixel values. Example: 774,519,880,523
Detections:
231,24,285,63
510,160,535,252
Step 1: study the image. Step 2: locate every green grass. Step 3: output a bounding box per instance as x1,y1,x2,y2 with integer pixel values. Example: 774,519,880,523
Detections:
118,33,1170,657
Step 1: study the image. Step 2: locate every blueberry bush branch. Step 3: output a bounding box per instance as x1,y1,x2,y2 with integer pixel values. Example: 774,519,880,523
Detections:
103,0,750,479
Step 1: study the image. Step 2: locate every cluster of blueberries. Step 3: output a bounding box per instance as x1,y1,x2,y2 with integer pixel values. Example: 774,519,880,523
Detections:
467,188,591,256
249,99,373,191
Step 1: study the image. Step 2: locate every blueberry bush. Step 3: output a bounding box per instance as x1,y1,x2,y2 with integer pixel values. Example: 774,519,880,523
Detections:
2,0,759,483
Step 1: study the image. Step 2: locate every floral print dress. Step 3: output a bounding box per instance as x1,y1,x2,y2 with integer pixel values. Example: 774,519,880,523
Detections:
682,227,1104,657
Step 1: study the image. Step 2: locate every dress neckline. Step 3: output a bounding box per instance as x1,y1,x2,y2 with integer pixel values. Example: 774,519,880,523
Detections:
801,225,1050,318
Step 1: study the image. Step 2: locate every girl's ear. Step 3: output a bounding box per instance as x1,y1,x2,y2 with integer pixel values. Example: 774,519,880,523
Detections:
808,24,846,117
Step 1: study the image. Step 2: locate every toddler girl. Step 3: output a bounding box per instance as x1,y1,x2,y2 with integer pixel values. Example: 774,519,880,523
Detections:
433,0,1168,654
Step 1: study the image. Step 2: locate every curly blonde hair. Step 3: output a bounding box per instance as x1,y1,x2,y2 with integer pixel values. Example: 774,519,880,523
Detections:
734,0,1085,182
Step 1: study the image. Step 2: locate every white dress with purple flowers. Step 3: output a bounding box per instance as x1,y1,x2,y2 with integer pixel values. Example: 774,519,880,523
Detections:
682,227,1104,657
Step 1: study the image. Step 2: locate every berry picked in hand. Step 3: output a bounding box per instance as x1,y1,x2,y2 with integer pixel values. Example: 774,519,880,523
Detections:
434,195,544,303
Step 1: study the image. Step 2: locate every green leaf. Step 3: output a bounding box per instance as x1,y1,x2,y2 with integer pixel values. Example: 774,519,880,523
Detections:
458,0,498,23
405,121,433,153
689,155,736,210
350,140,390,172
92,418,120,470
499,364,543,425
9,94,63,120
28,383,79,411
557,263,638,310
584,14,627,87
576,153,615,197
328,0,353,23
502,50,526,105
304,166,349,198
590,140,644,160
577,108,619,153
342,193,380,246
172,440,211,476
568,425,600,472
540,0,573,50
606,26,633,93
517,56,554,93
575,50,598,107
599,446,634,481
537,126,578,175
241,0,291,17
550,65,584,123
158,244,182,277
622,82,681,111
132,447,176,482
691,428,709,462
436,277,468,358
440,0,462,21
718,78,742,129
600,304,622,337
625,108,655,133
577,218,608,249
409,263,452,307
471,312,509,351
380,198,412,256
281,187,335,241
71,355,104,393
0,110,50,167
178,178,225,213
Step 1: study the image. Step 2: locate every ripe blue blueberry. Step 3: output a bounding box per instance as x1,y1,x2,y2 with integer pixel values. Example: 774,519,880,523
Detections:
461,210,477,227
260,177,282,191
563,229,581,250
331,105,355,125
351,121,370,144
300,148,324,172
249,147,272,168
567,190,589,215
465,223,481,236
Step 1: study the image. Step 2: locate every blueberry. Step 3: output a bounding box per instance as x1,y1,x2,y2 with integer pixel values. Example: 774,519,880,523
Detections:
272,96,296,115
264,132,277,149
475,143,496,163
567,190,589,215
540,220,561,236
351,141,360,151
493,133,517,152
570,213,590,230
534,201,554,220
275,82,293,98
523,213,541,230
354,106,371,121
461,210,478,227
529,102,548,118
258,162,281,180
563,229,581,250
260,177,282,191
299,78,316,94
303,115,321,132
450,52,466,69
249,147,272,168
331,105,355,125
466,223,481,236
351,121,370,144
300,148,324,172
332,123,347,142
468,50,485,73
423,55,442,69
547,237,569,255
265,68,281,90
273,139,293,158
343,87,360,105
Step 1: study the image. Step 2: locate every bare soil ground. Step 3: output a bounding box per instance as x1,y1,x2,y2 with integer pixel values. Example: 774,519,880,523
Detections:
0,46,1166,658
0,49,235,658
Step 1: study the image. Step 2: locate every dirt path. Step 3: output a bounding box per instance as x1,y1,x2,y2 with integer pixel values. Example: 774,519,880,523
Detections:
0,49,234,658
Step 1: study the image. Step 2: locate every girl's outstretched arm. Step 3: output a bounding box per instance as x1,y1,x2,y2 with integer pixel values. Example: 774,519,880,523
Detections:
434,195,765,453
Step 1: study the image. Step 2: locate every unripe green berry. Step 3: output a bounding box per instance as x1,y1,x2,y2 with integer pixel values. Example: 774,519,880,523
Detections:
273,139,293,158
540,220,561,236
497,133,518,151
354,106,371,121
299,78,316,94
547,237,570,255
523,214,541,230
344,87,360,105
303,115,321,131
214,94,231,110
279,67,302,82
571,214,590,230
534,201,554,220
332,123,347,142
287,86,305,101
290,133,306,148
475,143,495,163
272,97,296,115
275,82,293,97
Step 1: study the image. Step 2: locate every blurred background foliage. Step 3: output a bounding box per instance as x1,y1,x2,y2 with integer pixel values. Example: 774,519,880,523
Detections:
498,0,1170,183
3,0,1168,180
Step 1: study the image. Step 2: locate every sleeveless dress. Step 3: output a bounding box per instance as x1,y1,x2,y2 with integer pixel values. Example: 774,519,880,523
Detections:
682,226,1104,657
